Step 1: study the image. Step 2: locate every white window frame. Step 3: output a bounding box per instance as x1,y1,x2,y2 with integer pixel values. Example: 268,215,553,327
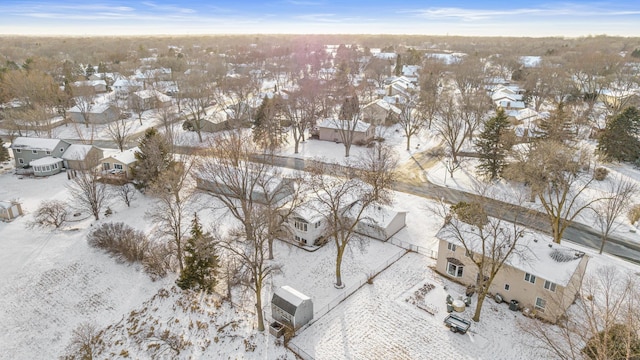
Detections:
114,163,123,170
544,280,556,292
535,297,546,312
294,218,308,232
524,273,536,284
447,242,456,251
446,262,463,278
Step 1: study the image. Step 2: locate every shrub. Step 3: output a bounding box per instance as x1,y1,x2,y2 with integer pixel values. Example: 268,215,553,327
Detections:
30,200,68,229
143,242,173,281
629,205,640,225
87,222,149,263
593,167,609,181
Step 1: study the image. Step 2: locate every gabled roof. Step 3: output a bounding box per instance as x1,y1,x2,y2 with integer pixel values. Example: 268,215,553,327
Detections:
10,137,68,152
62,144,97,161
272,286,310,315
347,202,406,229
363,99,401,115
317,118,372,133
103,147,139,165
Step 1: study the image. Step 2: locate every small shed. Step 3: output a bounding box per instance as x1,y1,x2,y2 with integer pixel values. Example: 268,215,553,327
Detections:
271,286,313,331
0,201,23,221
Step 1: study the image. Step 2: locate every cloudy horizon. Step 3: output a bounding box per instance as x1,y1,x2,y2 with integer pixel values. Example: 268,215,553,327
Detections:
0,0,638,37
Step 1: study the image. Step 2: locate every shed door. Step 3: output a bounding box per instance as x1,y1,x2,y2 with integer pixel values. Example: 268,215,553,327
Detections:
10,204,18,217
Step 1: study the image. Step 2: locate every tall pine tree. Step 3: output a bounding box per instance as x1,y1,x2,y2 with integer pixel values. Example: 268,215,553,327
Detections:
131,128,173,190
0,139,9,162
176,213,220,293
536,102,575,144
475,108,513,180
597,106,640,163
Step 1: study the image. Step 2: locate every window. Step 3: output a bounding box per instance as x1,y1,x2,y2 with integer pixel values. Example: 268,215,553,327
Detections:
16,149,21,153
114,164,123,170
535,297,546,312
46,151,51,155
446,262,463,278
32,150,38,154
18,158,24,164
447,243,456,251
544,280,556,292
504,284,510,291
294,218,308,232
524,273,536,284
60,148,65,153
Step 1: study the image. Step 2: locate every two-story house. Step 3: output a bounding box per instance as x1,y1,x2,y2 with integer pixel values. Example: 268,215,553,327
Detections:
436,223,589,323
10,137,71,176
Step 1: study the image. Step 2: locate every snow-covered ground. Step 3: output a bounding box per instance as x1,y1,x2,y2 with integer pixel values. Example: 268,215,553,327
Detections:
2,117,640,359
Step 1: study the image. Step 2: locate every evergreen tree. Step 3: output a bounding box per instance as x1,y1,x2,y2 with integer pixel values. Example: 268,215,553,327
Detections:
132,128,173,189
252,95,286,151
85,64,95,79
475,108,513,180
0,139,9,162
97,62,108,74
394,53,402,76
536,102,575,143
597,106,640,163
176,213,220,293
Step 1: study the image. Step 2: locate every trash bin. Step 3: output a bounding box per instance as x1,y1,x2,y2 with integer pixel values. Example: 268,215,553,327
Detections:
509,300,519,311
446,303,454,313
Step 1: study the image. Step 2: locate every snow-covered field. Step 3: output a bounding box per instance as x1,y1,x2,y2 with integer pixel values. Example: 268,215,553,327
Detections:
2,118,640,359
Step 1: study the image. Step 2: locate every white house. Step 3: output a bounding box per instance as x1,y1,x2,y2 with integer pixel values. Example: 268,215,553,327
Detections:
100,147,139,179
285,199,327,246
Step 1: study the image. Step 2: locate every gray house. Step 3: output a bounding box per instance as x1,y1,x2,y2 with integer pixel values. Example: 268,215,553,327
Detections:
10,137,71,170
271,286,313,331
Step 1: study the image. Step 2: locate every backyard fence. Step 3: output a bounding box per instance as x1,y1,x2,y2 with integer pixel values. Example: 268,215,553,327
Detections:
388,237,438,259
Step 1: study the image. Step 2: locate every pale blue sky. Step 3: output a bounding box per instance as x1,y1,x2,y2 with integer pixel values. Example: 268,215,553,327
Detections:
0,1,638,37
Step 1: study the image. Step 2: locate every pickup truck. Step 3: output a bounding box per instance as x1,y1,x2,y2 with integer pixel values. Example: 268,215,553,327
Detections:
444,314,471,334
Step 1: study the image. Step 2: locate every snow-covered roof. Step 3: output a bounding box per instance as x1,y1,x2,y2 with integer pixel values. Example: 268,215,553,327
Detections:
317,119,372,133
364,99,401,115
113,79,141,88
10,137,66,152
68,102,114,114
293,198,325,224
273,286,310,315
425,52,466,64
134,89,172,102
30,156,63,166
491,92,523,102
61,144,95,161
520,56,542,68
103,147,139,165
374,52,397,60
0,201,15,210
496,100,526,109
348,202,406,229
437,221,586,286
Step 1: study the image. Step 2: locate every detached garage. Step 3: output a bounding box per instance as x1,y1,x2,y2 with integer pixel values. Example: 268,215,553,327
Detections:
271,286,313,333
0,201,23,221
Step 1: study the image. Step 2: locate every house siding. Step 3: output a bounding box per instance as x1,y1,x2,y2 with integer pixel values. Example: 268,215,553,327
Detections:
436,238,588,323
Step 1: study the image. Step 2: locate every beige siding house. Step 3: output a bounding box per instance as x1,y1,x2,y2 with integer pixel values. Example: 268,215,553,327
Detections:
100,147,139,180
316,118,375,145
362,99,401,126
62,144,104,171
436,224,589,323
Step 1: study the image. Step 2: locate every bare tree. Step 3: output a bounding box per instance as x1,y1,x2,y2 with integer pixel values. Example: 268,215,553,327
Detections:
67,169,110,221
505,140,599,243
305,145,396,288
521,266,640,360
61,322,103,360
282,86,319,154
29,200,68,229
433,91,470,164
146,157,197,273
594,176,638,254
332,94,365,158
434,197,529,322
177,70,215,143
397,94,428,151
105,118,133,152
72,85,97,128
117,183,137,207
